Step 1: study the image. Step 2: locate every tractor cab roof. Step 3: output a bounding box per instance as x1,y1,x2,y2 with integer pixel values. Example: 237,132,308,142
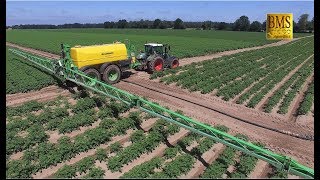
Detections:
144,43,163,47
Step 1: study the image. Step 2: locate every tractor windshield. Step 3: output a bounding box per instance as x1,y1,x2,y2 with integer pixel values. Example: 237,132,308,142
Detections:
145,45,153,54
153,46,163,54
145,45,163,55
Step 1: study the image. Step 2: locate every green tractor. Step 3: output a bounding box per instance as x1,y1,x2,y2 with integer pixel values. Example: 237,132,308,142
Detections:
133,43,179,73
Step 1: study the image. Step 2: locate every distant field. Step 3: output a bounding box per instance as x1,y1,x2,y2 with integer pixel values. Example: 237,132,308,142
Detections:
6,29,282,58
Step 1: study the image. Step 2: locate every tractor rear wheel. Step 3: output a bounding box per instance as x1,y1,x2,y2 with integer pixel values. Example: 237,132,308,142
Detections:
148,57,164,73
102,65,121,84
83,68,101,80
170,59,179,69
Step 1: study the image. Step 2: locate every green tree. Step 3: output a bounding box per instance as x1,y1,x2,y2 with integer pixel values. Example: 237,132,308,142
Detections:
297,14,309,32
262,20,266,31
233,15,250,31
293,20,299,32
217,22,228,30
249,21,262,32
307,17,314,31
202,21,212,30
153,19,162,29
173,18,185,29
104,21,115,28
117,19,128,28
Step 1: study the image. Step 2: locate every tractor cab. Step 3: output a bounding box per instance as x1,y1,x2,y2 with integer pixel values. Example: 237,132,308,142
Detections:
144,43,172,58
135,43,179,73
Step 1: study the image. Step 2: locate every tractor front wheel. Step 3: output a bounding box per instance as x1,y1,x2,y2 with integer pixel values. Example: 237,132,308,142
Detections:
148,57,164,73
102,65,121,84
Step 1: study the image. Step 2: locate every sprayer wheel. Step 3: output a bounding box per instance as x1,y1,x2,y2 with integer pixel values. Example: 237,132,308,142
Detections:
102,65,121,84
83,68,101,80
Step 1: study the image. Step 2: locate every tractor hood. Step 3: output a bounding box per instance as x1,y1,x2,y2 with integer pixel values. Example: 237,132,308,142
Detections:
136,52,147,60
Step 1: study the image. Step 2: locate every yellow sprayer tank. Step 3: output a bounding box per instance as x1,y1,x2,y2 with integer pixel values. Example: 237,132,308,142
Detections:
70,43,128,69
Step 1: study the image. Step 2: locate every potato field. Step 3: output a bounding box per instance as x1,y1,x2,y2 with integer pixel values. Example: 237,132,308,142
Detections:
6,47,58,94
152,36,314,116
6,28,314,179
6,92,290,179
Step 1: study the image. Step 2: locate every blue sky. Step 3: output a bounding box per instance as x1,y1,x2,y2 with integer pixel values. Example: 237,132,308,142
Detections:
6,1,314,26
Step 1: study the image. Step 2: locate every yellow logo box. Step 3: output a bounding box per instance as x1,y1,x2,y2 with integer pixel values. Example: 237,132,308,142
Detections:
266,13,293,40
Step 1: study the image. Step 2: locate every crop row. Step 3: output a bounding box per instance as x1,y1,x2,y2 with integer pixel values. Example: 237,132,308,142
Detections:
156,36,314,115
6,93,135,178
297,80,314,115
263,57,314,113
7,90,295,179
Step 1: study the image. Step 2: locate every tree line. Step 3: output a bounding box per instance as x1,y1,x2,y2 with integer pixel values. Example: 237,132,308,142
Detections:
8,14,313,33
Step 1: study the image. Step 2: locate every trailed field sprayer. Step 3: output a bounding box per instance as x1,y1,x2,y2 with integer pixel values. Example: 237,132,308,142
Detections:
8,41,313,178
61,40,179,84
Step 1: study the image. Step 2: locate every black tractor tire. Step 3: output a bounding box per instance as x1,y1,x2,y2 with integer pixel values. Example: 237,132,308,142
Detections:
102,65,121,84
83,68,101,80
148,57,164,73
170,59,179,69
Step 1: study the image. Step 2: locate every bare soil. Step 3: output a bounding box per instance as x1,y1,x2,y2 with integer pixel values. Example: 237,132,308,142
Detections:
6,85,71,107
180,143,225,178
248,159,270,178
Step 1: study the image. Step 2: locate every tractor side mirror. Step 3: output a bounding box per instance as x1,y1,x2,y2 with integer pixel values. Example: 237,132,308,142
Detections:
168,46,171,51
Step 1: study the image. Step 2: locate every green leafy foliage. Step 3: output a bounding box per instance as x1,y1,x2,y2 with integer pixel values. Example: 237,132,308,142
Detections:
201,147,236,178
54,165,77,178
130,130,145,143
164,147,179,159
83,167,105,179
109,142,122,153
58,109,97,134
107,130,162,172
6,100,43,117
120,157,162,178
297,81,314,115
150,154,195,178
95,148,108,162
6,47,57,94
72,97,97,113
76,156,95,173
158,37,314,115
191,138,215,156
